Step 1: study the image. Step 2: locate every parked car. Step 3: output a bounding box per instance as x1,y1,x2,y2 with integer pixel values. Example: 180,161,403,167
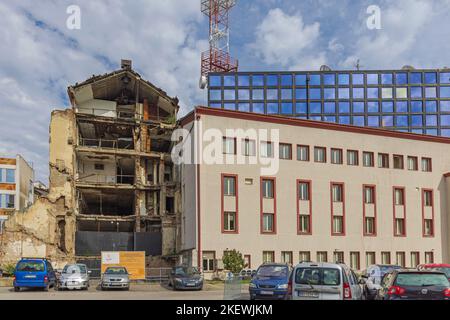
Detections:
375,269,450,300
168,266,203,291
418,264,450,281
100,266,130,291
360,264,402,300
57,264,91,290
13,258,57,292
290,262,363,300
249,263,291,300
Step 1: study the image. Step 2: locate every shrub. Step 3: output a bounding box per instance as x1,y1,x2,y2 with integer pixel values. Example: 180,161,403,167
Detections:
222,249,245,274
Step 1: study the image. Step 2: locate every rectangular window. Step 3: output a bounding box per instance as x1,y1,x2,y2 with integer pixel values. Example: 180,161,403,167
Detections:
223,176,236,196
223,212,236,232
279,143,292,160
262,251,275,263
364,217,376,236
347,150,359,166
378,153,389,168
314,147,326,163
423,189,434,237
332,216,344,235
410,252,420,268
242,139,256,157
363,152,374,167
423,219,434,237
364,186,375,204
281,251,293,265
261,141,274,158
333,251,344,264
394,218,406,237
299,252,311,263
394,188,405,206
223,137,236,155
298,215,311,234
421,158,432,172
381,252,391,265
332,184,343,202
94,163,104,171
331,149,343,165
407,156,418,171
298,182,310,201
393,155,404,170
317,252,328,263
297,145,310,161
5,169,15,183
425,252,434,264
366,252,376,267
396,252,406,267
423,190,433,207
202,252,215,272
262,179,274,199
244,255,251,269
262,213,274,233
350,252,360,270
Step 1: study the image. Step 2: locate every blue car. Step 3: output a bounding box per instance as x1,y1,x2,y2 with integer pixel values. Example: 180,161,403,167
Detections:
13,258,57,292
249,263,291,300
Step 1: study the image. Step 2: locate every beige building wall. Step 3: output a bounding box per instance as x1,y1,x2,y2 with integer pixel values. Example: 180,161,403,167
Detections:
182,107,450,275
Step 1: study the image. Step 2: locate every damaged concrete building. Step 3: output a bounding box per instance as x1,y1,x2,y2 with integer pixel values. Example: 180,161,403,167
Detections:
0,60,182,271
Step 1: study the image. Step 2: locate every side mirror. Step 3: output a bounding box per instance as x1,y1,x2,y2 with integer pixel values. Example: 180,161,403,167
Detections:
88,270,92,274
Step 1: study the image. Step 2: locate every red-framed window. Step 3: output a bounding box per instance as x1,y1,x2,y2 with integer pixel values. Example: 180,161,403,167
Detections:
407,156,418,171
347,150,359,166
393,187,406,237
279,143,292,160
363,152,375,167
221,174,239,234
331,148,343,165
222,137,237,155
262,251,275,263
260,177,277,234
378,153,390,168
297,145,310,162
421,157,432,172
350,252,360,270
314,147,327,163
363,185,377,236
393,154,404,169
422,189,435,237
297,180,312,235
331,182,345,236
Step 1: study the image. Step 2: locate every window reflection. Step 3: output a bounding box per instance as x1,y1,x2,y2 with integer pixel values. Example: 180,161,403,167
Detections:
238,75,250,87
353,102,365,113
396,101,408,113
440,72,450,84
368,116,379,127
324,88,336,99
382,101,394,113
411,115,423,127
410,87,422,98
338,74,350,85
323,74,335,85
267,75,278,86
396,115,408,127
353,88,364,99
367,88,379,99
381,74,393,84
224,75,236,86
425,73,437,84
296,74,307,86
281,75,292,86
353,116,365,126
252,75,264,86
310,102,322,114
409,73,422,84
411,101,423,113
338,88,350,99
367,74,379,85
309,74,321,85
368,102,379,113
339,102,350,114
396,73,408,85
324,102,336,113
426,101,437,113
209,75,222,87
352,74,364,85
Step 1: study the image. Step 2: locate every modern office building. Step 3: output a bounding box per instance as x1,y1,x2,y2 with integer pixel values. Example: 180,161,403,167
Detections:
180,107,450,276
207,68,450,137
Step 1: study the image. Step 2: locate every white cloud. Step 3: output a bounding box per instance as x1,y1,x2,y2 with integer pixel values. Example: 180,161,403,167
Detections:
249,8,322,67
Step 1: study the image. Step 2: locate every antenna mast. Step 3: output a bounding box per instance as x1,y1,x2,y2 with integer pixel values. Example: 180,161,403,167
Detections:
200,0,238,88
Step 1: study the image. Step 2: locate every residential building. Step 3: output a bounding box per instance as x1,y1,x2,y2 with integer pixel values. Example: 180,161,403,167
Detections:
180,107,450,276
207,68,450,136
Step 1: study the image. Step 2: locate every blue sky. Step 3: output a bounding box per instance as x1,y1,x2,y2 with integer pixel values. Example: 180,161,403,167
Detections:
0,0,449,182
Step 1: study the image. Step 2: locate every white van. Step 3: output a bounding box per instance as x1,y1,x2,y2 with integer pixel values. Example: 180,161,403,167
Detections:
290,262,363,300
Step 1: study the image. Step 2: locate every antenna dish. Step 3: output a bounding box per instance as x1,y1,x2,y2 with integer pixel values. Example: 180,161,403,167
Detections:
320,65,332,71
402,65,415,70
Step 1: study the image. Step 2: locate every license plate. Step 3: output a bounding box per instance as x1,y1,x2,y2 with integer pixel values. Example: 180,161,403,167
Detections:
186,283,196,286
260,290,274,295
298,291,319,298
24,275,36,279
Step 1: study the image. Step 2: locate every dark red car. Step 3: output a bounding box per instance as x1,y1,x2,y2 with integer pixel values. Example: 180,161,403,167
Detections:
418,264,450,280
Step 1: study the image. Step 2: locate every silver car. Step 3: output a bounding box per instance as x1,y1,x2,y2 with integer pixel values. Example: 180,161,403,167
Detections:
100,266,130,291
57,264,90,290
290,262,363,300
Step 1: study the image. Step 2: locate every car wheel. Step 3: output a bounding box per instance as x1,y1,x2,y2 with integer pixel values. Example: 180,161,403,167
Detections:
14,287,20,292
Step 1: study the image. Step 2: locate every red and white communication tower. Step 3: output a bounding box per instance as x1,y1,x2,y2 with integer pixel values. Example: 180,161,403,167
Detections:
199,0,238,89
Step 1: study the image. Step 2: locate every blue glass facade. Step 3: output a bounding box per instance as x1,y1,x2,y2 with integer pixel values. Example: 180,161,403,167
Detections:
207,70,450,137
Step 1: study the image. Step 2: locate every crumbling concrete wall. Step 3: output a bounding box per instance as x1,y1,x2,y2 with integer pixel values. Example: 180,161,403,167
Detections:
0,109,76,267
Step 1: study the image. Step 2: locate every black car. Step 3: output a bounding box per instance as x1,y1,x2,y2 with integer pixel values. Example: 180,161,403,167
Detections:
375,269,450,300
168,266,203,291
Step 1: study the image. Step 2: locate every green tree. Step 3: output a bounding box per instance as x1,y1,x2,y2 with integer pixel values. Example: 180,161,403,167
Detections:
222,249,245,274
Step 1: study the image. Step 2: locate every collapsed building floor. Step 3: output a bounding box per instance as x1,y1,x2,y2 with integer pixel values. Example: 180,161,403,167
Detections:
0,60,182,270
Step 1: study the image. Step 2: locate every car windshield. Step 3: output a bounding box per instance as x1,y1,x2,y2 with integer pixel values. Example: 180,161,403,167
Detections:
63,265,86,274
395,273,450,287
295,268,341,286
256,266,288,278
431,268,450,278
174,267,198,276
105,267,127,275
16,261,45,272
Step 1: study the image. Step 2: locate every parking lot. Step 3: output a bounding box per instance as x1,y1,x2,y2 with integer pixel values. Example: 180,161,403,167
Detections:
0,281,250,300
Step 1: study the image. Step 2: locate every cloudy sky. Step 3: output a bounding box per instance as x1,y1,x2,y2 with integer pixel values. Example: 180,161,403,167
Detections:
1,0,449,182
